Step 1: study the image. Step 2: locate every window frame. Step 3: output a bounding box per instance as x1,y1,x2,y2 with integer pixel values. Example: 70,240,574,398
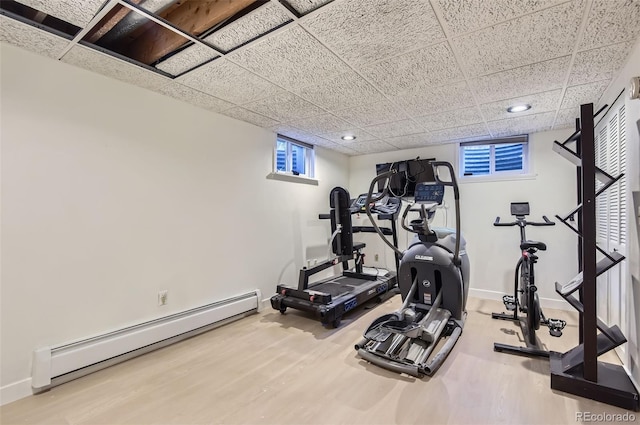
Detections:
458,135,530,181
273,134,316,179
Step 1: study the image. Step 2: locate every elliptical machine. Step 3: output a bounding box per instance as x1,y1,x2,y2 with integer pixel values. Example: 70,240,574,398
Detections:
355,162,469,377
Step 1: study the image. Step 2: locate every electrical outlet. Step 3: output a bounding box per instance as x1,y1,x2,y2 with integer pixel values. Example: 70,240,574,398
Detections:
158,290,168,306
374,253,379,262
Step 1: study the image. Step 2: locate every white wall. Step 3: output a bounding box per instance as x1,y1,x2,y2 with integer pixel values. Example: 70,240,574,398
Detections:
349,130,579,306
599,36,640,389
0,44,349,399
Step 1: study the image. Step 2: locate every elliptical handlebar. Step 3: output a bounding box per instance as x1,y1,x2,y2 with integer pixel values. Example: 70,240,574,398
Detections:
399,203,426,234
430,161,461,266
365,169,404,257
366,171,393,204
431,161,459,200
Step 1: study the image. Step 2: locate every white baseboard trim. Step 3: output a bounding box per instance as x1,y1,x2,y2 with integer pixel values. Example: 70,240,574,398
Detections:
469,288,574,312
1,378,33,406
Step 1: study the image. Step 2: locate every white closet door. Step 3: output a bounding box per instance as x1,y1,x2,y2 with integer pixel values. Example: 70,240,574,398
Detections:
607,111,621,332
594,103,627,360
617,105,628,359
596,123,609,323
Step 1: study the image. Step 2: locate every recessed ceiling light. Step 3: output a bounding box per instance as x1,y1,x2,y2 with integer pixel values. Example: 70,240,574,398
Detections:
507,104,531,113
341,135,356,141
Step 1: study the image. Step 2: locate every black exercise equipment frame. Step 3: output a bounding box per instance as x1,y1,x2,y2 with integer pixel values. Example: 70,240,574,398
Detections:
492,205,561,358
271,186,400,328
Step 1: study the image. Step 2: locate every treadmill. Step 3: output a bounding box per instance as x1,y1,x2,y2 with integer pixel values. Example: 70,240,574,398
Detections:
270,186,401,327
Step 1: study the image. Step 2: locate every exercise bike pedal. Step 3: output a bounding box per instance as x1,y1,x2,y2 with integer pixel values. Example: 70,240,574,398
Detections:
502,295,516,311
549,329,562,337
546,318,566,337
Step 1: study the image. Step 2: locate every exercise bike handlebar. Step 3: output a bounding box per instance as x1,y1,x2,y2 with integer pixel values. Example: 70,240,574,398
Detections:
493,215,555,227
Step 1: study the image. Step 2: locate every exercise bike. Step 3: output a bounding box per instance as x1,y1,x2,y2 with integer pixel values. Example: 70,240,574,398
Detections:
355,161,469,377
492,202,566,358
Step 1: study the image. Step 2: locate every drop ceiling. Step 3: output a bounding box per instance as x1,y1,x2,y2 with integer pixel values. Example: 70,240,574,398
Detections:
1,0,639,155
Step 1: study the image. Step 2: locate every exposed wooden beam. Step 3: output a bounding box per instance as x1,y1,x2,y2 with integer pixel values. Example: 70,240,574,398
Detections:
126,0,257,65
84,1,143,44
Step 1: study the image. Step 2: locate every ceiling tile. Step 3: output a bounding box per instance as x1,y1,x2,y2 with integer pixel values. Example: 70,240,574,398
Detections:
302,0,445,67
487,111,556,137
242,92,326,122
413,107,484,131
334,101,410,127
363,119,427,139
61,45,168,91
471,56,571,103
453,0,583,76
155,44,218,76
579,0,640,50
347,140,397,154
554,108,580,129
17,0,105,27
177,59,284,104
385,132,433,149
318,129,377,144
430,123,491,143
155,81,235,113
569,41,635,85
330,144,360,156
221,107,279,127
393,81,475,117
363,42,463,95
286,113,353,134
204,2,292,52
0,15,70,59
560,80,610,109
435,0,566,35
480,89,562,122
296,71,386,111
227,25,350,91
284,0,334,16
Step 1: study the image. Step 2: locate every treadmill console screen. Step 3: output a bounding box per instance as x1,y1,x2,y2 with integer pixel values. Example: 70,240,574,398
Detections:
414,183,445,204
351,193,399,215
353,194,368,210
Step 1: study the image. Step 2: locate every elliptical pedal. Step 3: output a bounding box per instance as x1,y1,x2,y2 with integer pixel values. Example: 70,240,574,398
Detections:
502,295,516,311
546,318,566,337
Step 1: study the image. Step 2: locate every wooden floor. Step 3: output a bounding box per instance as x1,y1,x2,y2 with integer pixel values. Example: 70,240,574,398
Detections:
1,295,633,425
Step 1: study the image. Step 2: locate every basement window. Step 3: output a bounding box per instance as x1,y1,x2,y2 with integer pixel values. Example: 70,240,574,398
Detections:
268,135,317,185
275,135,315,178
459,136,529,179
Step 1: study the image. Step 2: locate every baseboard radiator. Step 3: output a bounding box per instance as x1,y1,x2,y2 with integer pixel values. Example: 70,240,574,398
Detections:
31,290,262,391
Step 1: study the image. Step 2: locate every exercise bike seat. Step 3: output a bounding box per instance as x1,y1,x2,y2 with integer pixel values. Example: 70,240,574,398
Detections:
520,240,546,251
